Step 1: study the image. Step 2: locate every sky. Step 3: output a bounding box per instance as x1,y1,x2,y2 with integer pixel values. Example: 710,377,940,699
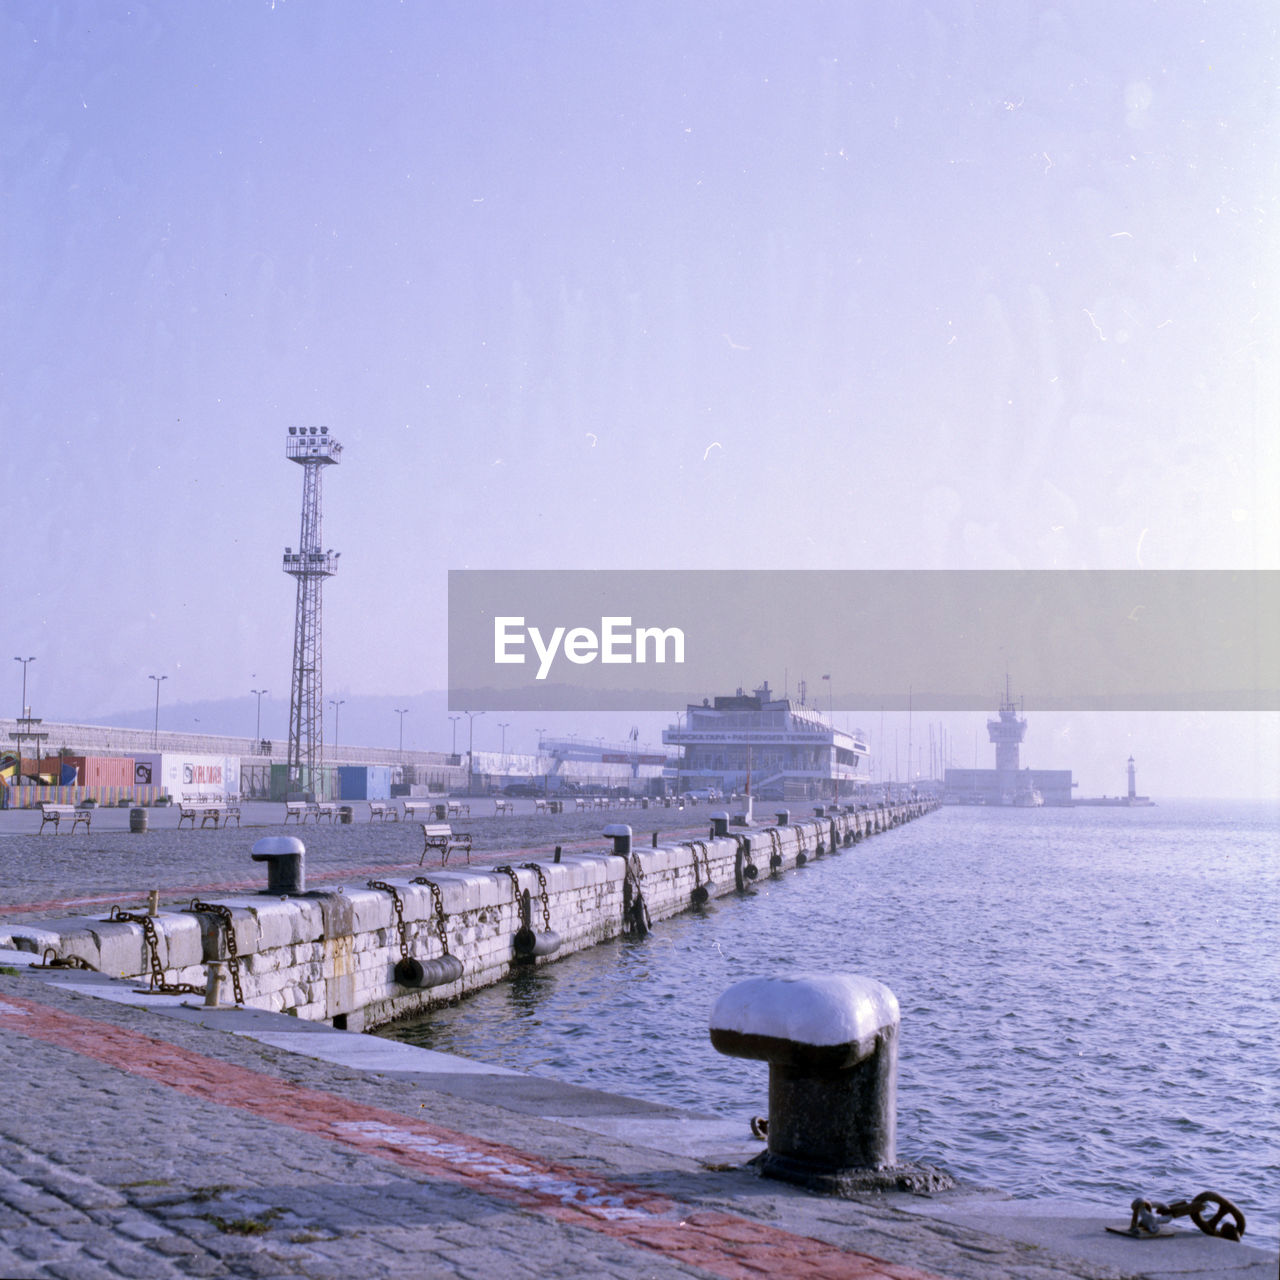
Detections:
3,2,1277,796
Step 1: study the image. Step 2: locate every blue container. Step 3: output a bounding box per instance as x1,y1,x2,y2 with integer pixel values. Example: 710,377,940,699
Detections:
338,766,392,801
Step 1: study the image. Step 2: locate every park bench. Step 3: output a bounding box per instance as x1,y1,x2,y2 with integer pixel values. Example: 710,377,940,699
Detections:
574,797,587,811
402,800,436,820
419,823,473,867
284,800,308,823
533,798,548,813
38,804,92,834
447,801,470,818
310,802,337,823
177,800,240,829
493,799,513,815
367,802,398,822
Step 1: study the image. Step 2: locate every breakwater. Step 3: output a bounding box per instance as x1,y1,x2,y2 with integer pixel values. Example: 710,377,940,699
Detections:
1,801,936,1030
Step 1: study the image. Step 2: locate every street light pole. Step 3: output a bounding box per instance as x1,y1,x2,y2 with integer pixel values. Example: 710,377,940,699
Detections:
535,726,547,796
13,656,35,716
328,699,345,760
448,715,461,756
250,688,268,741
149,674,167,749
395,708,409,753
465,710,483,796
498,721,510,755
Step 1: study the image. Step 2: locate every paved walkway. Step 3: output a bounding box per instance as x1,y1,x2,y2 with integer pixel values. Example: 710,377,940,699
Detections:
2,966,1276,1280
1,805,1275,1279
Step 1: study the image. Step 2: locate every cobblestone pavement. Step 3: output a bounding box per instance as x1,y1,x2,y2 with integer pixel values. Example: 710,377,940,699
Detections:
0,970,1166,1280
0,802,712,918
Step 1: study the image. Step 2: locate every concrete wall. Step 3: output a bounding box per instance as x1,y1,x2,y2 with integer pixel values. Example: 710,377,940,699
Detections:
1,802,936,1030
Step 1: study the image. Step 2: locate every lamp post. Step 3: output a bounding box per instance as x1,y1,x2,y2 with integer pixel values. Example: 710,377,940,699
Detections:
448,715,461,757
149,674,167,749
498,721,510,755
251,688,268,741
328,699,345,761
395,707,409,753
13,656,35,785
465,710,483,795
535,726,547,795
13,656,35,717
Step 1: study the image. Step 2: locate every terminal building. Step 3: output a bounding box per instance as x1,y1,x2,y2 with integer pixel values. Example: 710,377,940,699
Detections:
663,681,872,802
943,686,1075,806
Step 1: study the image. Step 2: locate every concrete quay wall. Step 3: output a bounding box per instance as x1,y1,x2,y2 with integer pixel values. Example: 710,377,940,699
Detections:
1,801,936,1029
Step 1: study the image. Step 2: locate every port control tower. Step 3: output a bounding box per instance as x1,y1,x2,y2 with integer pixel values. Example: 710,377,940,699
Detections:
987,676,1027,781
283,426,342,796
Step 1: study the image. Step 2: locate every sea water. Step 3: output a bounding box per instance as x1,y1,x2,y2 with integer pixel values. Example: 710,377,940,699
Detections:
384,801,1280,1239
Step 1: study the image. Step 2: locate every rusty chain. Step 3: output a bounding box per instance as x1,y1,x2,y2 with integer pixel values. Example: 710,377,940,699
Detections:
188,900,245,1005
494,865,529,928
367,880,411,966
107,906,205,995
1123,1191,1247,1241
521,863,552,932
411,877,451,953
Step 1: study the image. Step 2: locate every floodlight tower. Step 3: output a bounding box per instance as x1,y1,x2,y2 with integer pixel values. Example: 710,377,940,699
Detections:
283,426,342,795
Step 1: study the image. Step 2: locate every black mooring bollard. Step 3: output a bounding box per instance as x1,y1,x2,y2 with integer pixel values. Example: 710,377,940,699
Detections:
709,974,951,1194
603,823,632,856
251,836,306,895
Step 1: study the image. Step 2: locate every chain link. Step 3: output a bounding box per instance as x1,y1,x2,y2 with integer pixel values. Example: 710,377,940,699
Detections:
494,865,528,928
367,881,411,965
188,900,245,1005
412,877,451,952
108,905,205,995
521,863,552,932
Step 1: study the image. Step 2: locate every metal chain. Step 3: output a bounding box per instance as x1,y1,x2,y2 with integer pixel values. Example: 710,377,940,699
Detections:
1123,1192,1246,1241
494,865,528,927
521,863,552,932
412,877,450,952
368,881,411,964
188,900,245,1005
108,906,205,995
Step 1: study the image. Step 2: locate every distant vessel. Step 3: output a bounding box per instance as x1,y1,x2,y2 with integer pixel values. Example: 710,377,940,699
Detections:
1011,775,1044,807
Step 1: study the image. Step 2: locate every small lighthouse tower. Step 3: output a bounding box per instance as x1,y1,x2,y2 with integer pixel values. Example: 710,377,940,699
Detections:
1127,755,1137,801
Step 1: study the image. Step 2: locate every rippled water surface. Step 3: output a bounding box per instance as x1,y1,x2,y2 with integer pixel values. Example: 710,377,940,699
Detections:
383,801,1280,1237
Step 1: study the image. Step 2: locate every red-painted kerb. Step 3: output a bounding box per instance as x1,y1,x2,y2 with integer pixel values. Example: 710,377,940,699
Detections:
0,992,949,1280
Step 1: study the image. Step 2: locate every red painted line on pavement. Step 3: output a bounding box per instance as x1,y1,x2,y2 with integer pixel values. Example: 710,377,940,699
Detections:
0,992,947,1280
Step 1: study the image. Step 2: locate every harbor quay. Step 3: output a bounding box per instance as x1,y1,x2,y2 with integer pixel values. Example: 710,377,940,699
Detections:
1,805,1275,1279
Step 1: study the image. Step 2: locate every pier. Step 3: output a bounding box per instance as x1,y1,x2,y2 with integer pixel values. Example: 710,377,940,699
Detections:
0,801,1272,1278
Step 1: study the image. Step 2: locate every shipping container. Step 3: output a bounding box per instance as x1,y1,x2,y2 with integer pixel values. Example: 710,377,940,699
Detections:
57,755,136,788
132,753,241,801
338,765,392,801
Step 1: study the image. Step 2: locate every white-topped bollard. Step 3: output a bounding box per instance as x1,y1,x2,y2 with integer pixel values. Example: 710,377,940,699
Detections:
251,836,306,895
710,973,950,1193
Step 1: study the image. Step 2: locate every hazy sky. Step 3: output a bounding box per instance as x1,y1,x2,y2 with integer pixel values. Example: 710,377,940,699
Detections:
4,3,1276,792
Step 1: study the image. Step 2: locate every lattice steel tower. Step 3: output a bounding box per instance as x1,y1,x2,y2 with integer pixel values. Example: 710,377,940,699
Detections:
283,426,342,794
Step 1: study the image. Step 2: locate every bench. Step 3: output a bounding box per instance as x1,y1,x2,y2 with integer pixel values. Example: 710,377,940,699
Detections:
402,800,437,821
38,804,92,834
419,823,473,867
367,802,398,822
283,800,335,824
575,798,587,811
447,801,470,818
533,798,549,813
284,800,308,823
310,802,337,823
178,801,241,829
493,799,513,815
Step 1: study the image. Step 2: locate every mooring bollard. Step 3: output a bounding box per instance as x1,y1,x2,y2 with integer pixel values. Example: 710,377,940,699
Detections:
709,811,730,838
775,809,789,826
251,836,306,895
603,823,632,856
709,973,950,1193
